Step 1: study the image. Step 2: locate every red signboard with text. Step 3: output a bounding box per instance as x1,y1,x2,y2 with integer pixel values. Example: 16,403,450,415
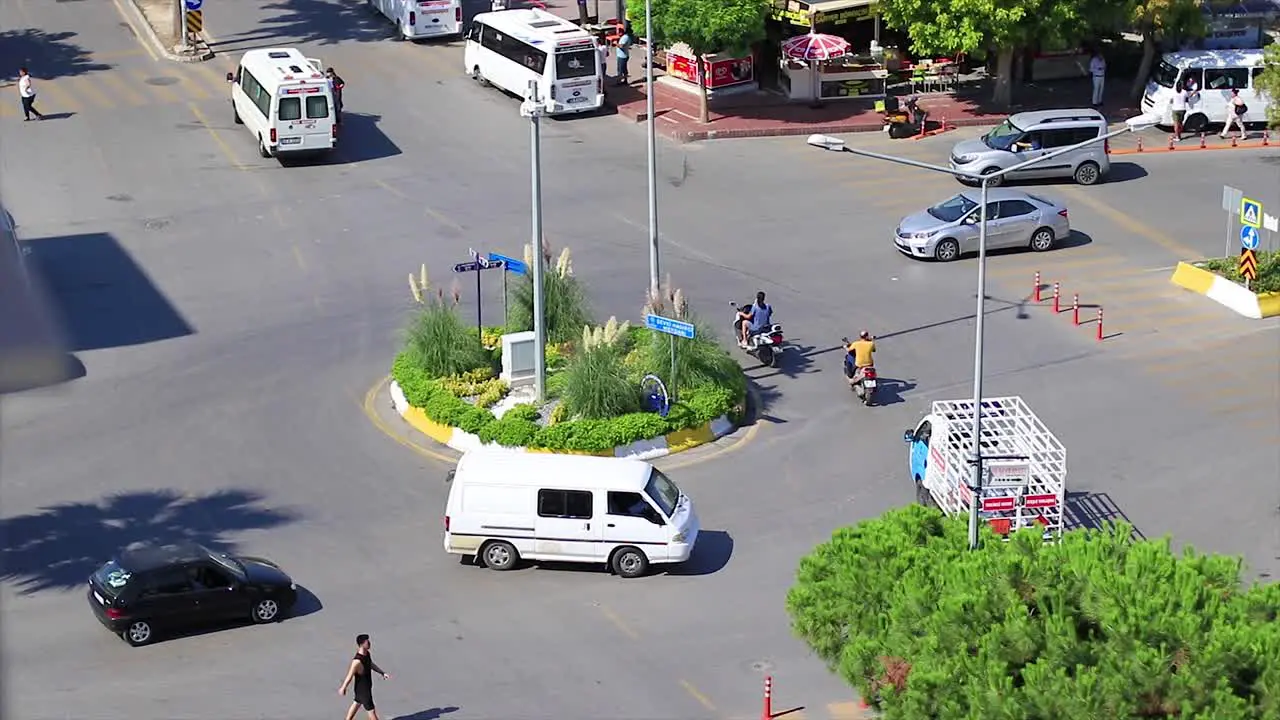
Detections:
666,51,754,89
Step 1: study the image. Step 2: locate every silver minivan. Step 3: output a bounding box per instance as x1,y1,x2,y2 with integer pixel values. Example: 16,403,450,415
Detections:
949,110,1110,186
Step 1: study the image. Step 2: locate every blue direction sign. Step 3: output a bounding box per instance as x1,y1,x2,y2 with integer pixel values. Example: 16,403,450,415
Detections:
1241,197,1262,229
1241,225,1261,251
488,252,527,276
184,0,203,10
645,314,695,339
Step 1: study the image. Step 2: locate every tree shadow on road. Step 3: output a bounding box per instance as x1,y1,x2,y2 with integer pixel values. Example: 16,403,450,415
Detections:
0,29,110,82
210,0,399,51
0,489,300,595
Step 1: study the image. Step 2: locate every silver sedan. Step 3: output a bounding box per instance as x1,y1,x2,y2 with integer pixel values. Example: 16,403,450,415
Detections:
893,189,1072,262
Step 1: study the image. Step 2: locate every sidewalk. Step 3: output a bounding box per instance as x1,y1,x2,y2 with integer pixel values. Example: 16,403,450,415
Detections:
606,70,1264,144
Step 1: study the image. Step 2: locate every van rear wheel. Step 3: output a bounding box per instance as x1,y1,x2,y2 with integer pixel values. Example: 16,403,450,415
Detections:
481,541,518,571
233,104,242,124
258,135,271,158
611,546,649,578
1183,113,1207,134
473,67,489,88
1073,161,1101,186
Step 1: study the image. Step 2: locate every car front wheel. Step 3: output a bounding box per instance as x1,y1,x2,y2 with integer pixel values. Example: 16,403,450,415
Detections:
123,620,154,647
934,239,961,262
252,597,281,623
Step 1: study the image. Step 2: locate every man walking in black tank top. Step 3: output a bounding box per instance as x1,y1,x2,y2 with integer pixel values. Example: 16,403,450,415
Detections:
339,634,392,720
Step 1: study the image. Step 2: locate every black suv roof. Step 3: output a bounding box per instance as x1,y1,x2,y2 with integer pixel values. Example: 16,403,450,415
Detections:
117,542,211,572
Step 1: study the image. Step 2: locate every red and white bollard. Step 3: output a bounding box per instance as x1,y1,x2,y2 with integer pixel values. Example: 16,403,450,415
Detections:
1096,308,1104,341
1231,135,1238,148
1052,282,1061,313
761,676,773,720
1200,133,1207,149
1136,136,1143,152
1167,135,1175,151
1072,293,1080,325
1033,271,1042,302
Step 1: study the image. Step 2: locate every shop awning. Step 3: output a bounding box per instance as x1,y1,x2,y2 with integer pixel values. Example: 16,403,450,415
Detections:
770,0,877,27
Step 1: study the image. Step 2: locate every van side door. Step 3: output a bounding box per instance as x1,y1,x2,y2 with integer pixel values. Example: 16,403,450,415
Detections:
534,488,603,560
604,491,669,561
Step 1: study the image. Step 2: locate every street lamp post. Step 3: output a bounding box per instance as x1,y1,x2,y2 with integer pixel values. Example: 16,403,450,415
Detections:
806,117,1155,550
523,81,549,403
644,0,659,296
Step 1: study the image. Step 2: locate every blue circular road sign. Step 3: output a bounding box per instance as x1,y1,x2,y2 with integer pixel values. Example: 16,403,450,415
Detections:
1240,225,1260,251
185,0,203,10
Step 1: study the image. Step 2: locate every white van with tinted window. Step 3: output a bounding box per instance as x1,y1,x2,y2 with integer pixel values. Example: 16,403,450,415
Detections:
1140,49,1266,133
227,48,337,159
443,452,700,578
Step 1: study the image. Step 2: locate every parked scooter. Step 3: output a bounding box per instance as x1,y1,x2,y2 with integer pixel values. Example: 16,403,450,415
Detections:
731,301,784,368
841,336,877,406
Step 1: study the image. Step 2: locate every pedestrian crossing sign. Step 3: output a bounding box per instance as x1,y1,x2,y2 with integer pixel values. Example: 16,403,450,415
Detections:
1241,197,1262,228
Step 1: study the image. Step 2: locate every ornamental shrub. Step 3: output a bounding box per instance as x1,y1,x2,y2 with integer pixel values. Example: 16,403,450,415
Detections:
561,343,641,420
402,300,491,378
608,413,671,445
506,245,593,344
503,404,542,423
1201,249,1280,294
786,506,1280,719
478,416,540,447
531,418,620,453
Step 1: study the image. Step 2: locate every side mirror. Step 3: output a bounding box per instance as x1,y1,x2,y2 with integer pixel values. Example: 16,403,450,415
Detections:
903,430,915,443
225,72,234,82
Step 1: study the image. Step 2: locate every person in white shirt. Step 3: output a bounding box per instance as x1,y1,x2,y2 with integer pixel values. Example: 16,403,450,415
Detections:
17,67,44,121
1088,51,1105,108
1169,80,1188,141
1221,88,1247,140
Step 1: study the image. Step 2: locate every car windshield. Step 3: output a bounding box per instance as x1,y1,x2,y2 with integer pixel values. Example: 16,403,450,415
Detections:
92,560,133,599
1151,61,1179,89
981,119,1024,150
207,550,246,578
645,469,681,518
927,194,978,222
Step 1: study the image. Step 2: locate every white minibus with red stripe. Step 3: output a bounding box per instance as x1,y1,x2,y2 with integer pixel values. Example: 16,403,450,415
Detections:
463,9,604,115
370,0,463,40
227,48,337,159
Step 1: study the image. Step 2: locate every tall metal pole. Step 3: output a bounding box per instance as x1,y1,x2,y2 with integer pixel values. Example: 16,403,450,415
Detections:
967,178,989,551
644,0,659,295
175,0,189,51
526,81,548,403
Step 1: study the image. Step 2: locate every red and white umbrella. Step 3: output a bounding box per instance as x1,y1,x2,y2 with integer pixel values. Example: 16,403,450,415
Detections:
782,33,851,61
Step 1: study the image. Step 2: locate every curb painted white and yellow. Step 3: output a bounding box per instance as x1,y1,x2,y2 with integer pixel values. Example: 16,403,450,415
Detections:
1170,262,1280,319
389,381,736,459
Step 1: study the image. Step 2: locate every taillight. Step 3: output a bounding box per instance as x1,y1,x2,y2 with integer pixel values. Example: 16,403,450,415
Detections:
269,128,277,143
409,10,416,25
444,515,450,531
105,608,124,620
1104,139,1110,154
1058,209,1069,218
771,333,783,344
455,7,461,22
332,124,337,139
598,76,603,95
550,84,556,100
864,368,877,379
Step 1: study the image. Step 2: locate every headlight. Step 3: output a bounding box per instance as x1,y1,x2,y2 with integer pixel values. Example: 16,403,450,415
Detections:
954,154,976,164
672,532,686,543
289,582,296,590
910,232,934,240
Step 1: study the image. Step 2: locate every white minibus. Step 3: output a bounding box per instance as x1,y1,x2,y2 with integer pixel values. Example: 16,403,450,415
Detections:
226,48,337,159
442,451,700,578
463,9,605,115
369,0,462,40
1140,49,1267,133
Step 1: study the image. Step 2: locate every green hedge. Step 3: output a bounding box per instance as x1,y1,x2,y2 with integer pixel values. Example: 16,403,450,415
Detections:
391,351,744,453
1201,249,1280,294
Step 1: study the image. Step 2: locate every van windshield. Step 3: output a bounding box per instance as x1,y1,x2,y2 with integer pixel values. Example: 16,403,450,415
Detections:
645,469,681,518
981,119,1024,150
1151,61,1179,89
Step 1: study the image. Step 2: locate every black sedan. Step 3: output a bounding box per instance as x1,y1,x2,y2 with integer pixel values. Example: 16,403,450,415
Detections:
87,541,297,646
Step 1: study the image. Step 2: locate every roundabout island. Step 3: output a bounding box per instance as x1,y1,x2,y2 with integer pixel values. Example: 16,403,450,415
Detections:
388,245,746,459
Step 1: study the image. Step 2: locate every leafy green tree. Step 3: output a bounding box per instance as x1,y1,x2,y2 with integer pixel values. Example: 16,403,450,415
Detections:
1125,0,1203,100
786,505,1280,719
876,0,1095,106
1258,43,1280,129
629,0,767,123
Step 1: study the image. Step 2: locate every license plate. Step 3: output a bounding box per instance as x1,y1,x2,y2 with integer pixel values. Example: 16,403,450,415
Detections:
93,591,105,605
279,137,302,146
567,96,587,104
863,380,877,388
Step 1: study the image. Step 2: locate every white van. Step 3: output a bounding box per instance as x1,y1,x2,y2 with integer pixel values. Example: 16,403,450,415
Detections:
370,0,463,40
463,9,605,116
443,452,700,578
1140,49,1267,133
227,48,337,158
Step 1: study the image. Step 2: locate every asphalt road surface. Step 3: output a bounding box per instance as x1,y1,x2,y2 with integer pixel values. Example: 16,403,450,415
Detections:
2,1,1277,719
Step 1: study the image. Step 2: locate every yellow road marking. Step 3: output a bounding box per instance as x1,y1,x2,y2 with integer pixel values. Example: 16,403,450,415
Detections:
64,74,117,110
0,102,15,118
98,72,149,106
987,255,1119,277
376,179,467,232
111,0,159,61
1058,186,1203,259
839,172,955,189
36,78,84,114
131,69,180,104
598,604,640,640
680,680,718,713
189,61,232,99
361,376,458,464
188,101,258,179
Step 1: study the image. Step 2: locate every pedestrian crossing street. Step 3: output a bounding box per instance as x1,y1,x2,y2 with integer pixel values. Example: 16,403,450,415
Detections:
0,58,238,118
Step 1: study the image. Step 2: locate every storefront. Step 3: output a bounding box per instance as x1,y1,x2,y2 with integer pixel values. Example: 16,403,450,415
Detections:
662,42,757,93
771,0,897,101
